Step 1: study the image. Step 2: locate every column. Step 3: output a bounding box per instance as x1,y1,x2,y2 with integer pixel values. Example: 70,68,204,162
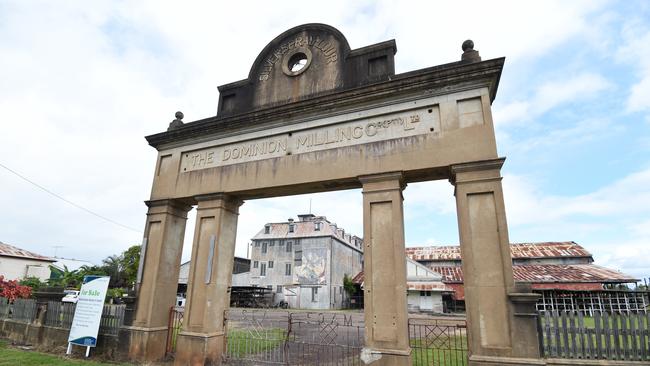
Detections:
451,158,540,365
129,199,191,362
359,172,411,366
175,194,242,366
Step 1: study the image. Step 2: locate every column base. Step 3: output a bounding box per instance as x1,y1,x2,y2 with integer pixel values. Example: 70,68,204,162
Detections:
174,332,225,366
360,347,411,365
125,325,169,363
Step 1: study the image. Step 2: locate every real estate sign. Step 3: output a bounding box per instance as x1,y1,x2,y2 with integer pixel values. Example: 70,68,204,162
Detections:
67,276,110,347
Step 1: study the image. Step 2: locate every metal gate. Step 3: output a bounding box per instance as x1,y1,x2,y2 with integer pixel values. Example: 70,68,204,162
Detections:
224,309,364,365
408,317,468,365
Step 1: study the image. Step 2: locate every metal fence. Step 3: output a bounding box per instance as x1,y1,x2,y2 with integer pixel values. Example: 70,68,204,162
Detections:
224,309,365,365
11,298,38,323
408,317,468,366
539,310,650,361
166,306,184,354
166,308,469,365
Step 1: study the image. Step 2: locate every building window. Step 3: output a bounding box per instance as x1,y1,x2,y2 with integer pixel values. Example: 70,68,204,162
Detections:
286,241,292,252
279,240,284,246
253,261,259,268
314,222,321,231
270,241,275,246
289,224,295,233
266,285,273,290
276,285,283,293
268,260,274,268
294,250,302,266
311,287,318,302
262,242,268,254
285,263,292,276
254,242,260,247
264,224,271,234
420,291,431,297
260,262,267,276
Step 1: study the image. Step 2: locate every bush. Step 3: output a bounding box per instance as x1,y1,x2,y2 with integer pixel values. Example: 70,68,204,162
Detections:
0,275,32,301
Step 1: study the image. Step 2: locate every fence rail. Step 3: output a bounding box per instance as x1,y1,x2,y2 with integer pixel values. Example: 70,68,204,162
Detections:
539,310,650,361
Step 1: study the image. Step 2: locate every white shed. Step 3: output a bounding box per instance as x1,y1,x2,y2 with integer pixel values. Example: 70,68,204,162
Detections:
0,241,55,281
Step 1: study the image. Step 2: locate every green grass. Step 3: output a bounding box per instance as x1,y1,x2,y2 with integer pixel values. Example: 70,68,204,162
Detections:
410,337,468,366
0,341,131,366
226,328,286,358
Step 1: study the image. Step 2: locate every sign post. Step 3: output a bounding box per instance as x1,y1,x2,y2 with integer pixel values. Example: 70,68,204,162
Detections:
66,275,110,357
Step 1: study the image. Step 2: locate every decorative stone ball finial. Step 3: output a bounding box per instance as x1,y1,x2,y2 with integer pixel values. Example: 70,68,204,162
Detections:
462,40,474,52
461,39,481,63
167,110,185,131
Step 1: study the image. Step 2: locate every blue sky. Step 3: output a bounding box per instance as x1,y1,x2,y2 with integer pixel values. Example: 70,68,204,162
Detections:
0,1,649,279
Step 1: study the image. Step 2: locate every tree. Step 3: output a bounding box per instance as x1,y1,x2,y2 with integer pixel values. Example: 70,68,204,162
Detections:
343,274,356,297
120,245,141,288
102,254,123,288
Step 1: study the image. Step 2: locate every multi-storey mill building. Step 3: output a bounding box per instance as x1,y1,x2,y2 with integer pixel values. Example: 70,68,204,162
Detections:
249,214,363,309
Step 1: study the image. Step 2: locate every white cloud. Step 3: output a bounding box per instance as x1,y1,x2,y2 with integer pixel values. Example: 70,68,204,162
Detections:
493,73,612,127
616,18,650,113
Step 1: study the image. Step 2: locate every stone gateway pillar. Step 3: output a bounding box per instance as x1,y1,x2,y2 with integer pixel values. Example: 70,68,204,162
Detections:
174,194,242,366
129,199,191,362
360,172,411,365
451,159,540,365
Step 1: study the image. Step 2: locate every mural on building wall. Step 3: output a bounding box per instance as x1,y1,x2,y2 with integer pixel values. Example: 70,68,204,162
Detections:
295,248,327,284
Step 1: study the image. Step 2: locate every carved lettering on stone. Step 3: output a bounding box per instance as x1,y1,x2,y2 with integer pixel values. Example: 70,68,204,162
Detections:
180,106,440,173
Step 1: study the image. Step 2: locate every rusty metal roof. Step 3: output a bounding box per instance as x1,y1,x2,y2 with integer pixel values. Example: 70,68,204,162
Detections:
251,215,362,249
406,242,592,261
430,264,637,284
351,270,452,292
0,241,55,262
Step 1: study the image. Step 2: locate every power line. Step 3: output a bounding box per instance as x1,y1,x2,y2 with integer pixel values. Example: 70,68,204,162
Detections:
0,161,141,233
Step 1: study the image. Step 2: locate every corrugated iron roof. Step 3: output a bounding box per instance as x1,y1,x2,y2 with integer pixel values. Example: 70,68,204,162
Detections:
251,215,362,248
406,242,592,261
0,241,55,262
351,270,452,292
430,264,637,284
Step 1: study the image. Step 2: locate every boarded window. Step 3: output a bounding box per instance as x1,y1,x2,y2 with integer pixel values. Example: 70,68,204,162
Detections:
294,250,302,266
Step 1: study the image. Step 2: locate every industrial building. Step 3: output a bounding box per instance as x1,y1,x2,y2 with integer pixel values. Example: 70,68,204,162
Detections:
249,214,363,309
406,242,645,313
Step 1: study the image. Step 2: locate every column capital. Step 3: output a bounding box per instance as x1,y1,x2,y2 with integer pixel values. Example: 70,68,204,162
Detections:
144,199,192,218
359,171,406,193
195,193,243,214
449,158,505,186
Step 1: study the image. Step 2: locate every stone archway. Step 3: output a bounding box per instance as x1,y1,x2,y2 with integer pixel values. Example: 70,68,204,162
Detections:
127,23,541,366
